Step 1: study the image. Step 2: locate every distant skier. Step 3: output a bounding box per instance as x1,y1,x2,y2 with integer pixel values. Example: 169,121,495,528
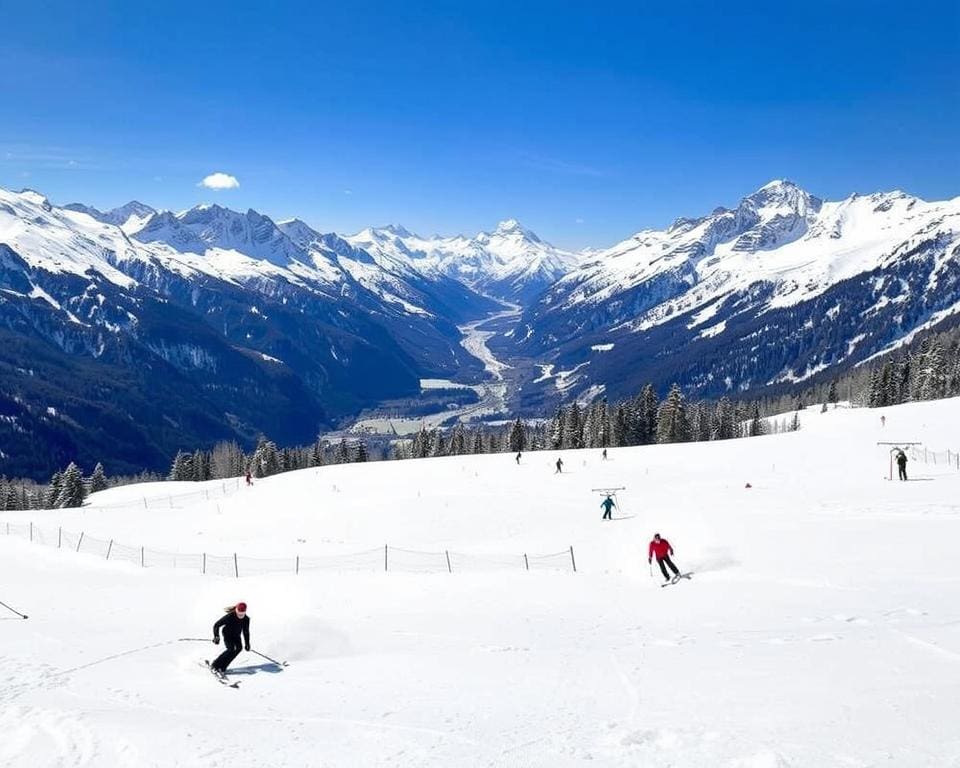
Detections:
880,415,886,428
211,602,250,676
245,471,253,487
896,449,908,481
602,448,608,461
516,451,522,465
648,533,680,583
601,495,616,520
555,457,564,474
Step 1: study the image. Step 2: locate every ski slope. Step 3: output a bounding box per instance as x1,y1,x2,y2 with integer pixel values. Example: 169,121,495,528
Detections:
2,399,960,767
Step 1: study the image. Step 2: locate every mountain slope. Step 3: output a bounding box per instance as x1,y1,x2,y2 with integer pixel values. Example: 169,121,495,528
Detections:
505,181,960,406
1,187,479,478
2,398,960,766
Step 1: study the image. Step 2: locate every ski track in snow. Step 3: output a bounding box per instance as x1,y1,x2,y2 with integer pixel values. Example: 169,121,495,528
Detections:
2,398,960,766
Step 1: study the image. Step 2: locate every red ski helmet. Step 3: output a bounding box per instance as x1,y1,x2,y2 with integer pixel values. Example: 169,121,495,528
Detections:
236,602,247,612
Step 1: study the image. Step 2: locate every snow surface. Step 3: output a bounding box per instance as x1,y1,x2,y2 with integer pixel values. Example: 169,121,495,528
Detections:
3,398,960,767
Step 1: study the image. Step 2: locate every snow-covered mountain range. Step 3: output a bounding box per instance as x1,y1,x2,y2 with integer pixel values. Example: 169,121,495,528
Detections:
347,219,581,304
506,180,960,407
2,179,959,478
0,187,497,477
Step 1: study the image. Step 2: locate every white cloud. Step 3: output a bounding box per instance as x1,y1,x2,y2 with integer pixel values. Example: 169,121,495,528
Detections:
199,172,240,190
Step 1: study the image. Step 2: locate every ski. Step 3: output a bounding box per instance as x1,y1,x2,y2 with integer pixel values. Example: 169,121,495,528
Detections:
660,572,693,587
203,660,240,688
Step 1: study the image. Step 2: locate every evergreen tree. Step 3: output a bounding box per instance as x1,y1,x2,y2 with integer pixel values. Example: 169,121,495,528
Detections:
412,426,431,459
450,423,467,455
508,418,527,453
637,384,659,444
353,440,369,463
88,462,108,494
471,428,484,455
827,380,838,407
310,438,324,467
919,340,947,400
611,404,628,447
55,462,86,509
732,402,748,438
690,402,713,442
549,406,564,449
168,451,194,481
868,367,883,408
712,397,735,440
251,437,281,477
748,403,766,437
192,450,207,481
45,471,62,509
562,404,583,449
581,405,597,449
597,397,611,447
333,439,350,464
656,384,689,443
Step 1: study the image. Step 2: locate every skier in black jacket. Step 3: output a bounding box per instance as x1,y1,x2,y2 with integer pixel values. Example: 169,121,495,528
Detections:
211,602,250,675
896,449,908,481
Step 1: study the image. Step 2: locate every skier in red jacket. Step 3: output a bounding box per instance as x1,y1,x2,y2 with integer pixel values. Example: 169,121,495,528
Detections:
648,533,681,583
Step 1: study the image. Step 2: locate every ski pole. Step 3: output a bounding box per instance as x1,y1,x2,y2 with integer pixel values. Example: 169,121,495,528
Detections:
0,599,28,619
250,648,289,667
178,637,213,642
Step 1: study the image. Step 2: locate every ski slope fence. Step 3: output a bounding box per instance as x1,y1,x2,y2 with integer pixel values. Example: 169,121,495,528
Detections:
83,478,243,511
908,445,960,471
0,521,577,576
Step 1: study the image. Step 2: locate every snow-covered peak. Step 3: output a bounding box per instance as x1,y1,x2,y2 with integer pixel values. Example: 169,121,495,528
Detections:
133,211,208,253
276,218,321,250
738,179,822,219
347,220,579,302
17,189,53,209
381,224,417,239
171,204,303,267
63,200,157,229
0,186,139,287
484,218,542,245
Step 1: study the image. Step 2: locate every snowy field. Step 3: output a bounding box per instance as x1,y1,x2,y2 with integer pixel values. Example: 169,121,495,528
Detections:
2,399,960,767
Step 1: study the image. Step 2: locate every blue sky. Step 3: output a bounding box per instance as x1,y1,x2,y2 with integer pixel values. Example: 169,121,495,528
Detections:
1,1,957,249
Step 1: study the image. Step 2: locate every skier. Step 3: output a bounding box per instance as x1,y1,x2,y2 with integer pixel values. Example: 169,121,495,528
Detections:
555,457,564,474
602,448,608,461
648,533,681,583
896,448,908,481
245,470,253,487
601,495,616,520
516,451,522,465
211,602,250,676
880,415,886,428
